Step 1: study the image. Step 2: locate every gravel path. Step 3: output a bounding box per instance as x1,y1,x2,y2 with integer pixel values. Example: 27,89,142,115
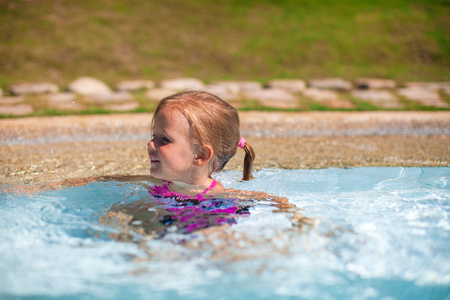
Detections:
1,111,449,184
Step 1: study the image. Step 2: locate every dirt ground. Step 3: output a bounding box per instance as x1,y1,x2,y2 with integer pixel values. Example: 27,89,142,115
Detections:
1,112,449,184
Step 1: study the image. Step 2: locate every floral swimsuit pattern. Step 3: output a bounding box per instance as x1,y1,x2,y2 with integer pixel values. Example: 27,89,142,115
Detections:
148,180,249,233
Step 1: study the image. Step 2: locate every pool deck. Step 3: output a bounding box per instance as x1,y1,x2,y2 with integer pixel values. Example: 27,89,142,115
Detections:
1,111,449,184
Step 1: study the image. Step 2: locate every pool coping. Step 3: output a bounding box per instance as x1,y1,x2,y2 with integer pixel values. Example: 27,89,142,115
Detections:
1,111,449,184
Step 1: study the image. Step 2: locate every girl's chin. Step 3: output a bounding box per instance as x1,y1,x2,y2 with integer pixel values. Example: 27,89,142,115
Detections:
149,168,162,179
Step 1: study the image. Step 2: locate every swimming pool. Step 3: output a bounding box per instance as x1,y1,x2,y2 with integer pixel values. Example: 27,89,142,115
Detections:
1,167,449,299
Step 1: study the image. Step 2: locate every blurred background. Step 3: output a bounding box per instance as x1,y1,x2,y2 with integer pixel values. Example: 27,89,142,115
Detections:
1,0,448,87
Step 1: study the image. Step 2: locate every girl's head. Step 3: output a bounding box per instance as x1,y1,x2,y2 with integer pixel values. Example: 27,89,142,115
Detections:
148,90,254,184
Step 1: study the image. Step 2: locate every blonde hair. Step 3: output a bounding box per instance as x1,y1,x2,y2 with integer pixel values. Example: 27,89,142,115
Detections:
152,90,255,180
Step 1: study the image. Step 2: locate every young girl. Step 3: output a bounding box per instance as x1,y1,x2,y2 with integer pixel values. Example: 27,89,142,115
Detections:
146,90,255,199
102,91,264,236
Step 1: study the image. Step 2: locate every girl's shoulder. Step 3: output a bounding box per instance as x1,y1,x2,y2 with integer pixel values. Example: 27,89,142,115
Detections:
213,180,224,190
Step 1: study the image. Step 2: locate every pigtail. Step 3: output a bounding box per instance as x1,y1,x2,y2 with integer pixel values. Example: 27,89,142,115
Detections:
242,142,255,181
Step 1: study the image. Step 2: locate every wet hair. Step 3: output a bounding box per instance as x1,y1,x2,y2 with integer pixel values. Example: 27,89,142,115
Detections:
152,90,255,180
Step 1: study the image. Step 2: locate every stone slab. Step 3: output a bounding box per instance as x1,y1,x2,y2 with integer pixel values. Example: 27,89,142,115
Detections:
243,88,299,109
397,87,448,107
405,82,450,91
159,78,204,91
104,101,140,111
355,78,397,89
0,104,34,116
47,92,76,102
85,92,133,104
146,88,177,101
0,96,24,104
308,78,352,91
210,81,262,93
352,90,403,109
115,80,155,91
9,82,59,95
303,88,354,109
202,84,242,101
68,77,113,95
265,79,306,93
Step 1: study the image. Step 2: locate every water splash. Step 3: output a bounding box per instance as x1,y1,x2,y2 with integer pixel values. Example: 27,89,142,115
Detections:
0,167,449,299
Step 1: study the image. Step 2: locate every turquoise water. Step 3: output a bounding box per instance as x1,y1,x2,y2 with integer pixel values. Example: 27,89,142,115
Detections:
1,167,449,300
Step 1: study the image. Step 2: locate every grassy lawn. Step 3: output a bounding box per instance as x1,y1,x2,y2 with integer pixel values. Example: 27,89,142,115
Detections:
0,0,448,89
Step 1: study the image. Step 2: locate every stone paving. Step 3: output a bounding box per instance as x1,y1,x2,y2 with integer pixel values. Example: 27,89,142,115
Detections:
1,77,449,116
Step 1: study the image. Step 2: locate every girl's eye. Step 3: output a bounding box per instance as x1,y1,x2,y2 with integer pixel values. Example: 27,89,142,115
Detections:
162,137,171,143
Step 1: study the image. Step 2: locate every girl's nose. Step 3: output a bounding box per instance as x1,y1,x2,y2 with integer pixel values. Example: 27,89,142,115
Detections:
148,139,155,149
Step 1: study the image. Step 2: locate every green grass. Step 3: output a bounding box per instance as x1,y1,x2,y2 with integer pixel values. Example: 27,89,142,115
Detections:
0,0,449,90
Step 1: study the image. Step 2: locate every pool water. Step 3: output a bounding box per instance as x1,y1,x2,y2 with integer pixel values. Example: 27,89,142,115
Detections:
1,167,449,300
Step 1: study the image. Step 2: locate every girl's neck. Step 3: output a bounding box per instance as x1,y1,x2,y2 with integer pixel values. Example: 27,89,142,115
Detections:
183,176,223,190
172,177,216,189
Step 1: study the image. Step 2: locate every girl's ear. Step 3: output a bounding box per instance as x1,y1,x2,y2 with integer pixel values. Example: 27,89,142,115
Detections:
194,145,214,166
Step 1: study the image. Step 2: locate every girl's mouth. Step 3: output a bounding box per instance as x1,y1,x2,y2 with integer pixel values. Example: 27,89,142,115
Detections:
148,148,160,163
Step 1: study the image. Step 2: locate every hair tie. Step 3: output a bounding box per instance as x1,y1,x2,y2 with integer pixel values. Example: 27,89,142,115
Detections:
238,137,246,149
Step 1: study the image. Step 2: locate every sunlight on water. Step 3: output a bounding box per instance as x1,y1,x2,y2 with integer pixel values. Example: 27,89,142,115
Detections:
0,167,449,300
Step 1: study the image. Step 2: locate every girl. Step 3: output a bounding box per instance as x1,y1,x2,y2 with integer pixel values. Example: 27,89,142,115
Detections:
146,90,255,199
102,91,264,236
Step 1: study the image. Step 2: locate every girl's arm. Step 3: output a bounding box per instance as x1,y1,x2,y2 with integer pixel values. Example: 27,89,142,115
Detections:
219,189,297,213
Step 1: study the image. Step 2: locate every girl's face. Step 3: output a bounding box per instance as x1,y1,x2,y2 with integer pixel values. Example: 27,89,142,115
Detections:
147,107,198,184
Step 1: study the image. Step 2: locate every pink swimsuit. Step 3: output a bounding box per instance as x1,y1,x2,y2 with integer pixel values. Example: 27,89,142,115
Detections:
148,179,217,201
148,180,249,233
